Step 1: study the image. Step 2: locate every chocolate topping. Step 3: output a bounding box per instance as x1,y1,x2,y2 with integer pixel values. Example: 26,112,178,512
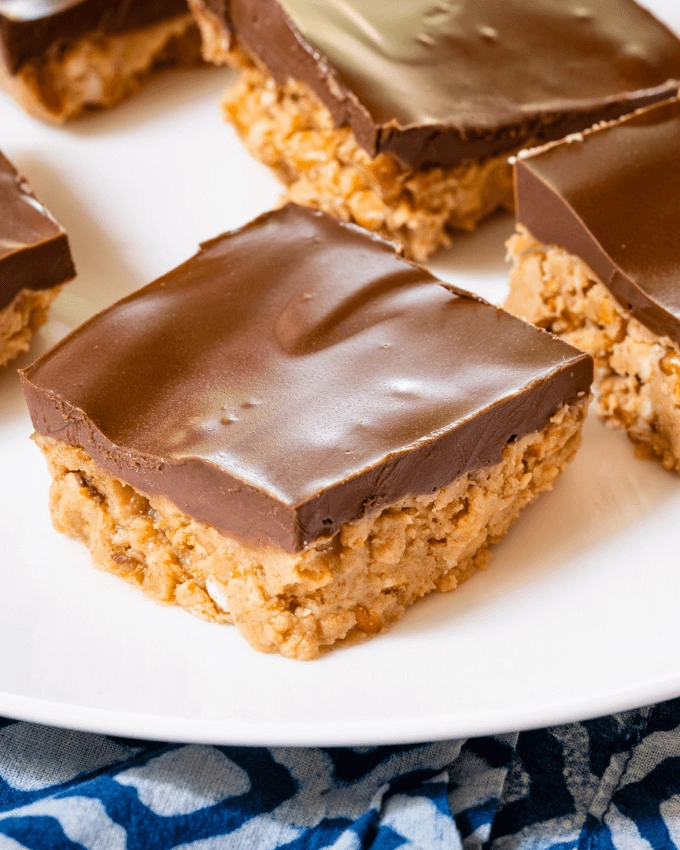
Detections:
21,205,592,552
515,97,680,346
0,0,189,73
201,0,680,169
0,151,75,310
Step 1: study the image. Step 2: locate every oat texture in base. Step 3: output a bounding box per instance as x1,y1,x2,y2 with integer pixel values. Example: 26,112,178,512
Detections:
221,57,513,263
37,398,587,660
0,14,202,123
0,288,61,369
507,228,680,472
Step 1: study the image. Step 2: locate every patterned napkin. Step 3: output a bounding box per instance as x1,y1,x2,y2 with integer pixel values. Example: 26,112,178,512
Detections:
1,697,679,849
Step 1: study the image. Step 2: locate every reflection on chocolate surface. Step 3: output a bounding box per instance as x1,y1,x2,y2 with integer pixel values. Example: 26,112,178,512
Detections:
200,0,680,168
0,0,189,71
515,98,680,346
22,205,592,552
0,151,75,309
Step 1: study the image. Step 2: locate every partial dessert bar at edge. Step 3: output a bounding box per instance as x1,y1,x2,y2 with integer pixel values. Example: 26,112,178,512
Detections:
0,151,75,368
22,205,592,659
506,98,680,472
189,0,680,261
0,0,202,122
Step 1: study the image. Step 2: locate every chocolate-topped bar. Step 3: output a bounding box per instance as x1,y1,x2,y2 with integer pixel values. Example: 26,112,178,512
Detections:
0,0,202,122
506,98,680,472
190,0,680,260
0,151,75,367
23,205,592,658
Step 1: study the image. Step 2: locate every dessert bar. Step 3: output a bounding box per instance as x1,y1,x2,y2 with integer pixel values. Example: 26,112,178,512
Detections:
506,98,680,471
22,205,592,659
0,152,75,367
0,0,202,122
190,0,680,261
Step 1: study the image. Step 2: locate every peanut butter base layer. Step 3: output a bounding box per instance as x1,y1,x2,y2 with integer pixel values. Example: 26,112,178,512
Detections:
0,14,202,123
196,35,513,262
0,287,61,369
506,228,680,472
36,397,587,660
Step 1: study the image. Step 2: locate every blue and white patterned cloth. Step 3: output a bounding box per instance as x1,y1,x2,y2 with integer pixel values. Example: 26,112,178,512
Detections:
2,698,680,849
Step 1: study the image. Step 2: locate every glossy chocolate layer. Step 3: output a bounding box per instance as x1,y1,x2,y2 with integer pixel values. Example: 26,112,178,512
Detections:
515,97,680,346
0,151,75,310
202,0,680,169
22,205,592,552
0,0,189,72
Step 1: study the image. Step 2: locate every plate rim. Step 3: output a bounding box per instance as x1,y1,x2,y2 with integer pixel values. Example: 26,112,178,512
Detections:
3,674,680,746
3,0,680,747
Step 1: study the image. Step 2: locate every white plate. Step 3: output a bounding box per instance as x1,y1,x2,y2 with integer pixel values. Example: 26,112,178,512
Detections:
2,1,680,747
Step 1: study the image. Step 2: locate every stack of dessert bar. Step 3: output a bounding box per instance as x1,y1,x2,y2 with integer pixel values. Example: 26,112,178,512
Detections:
21,204,592,659
0,153,75,367
190,0,680,260
2,0,680,658
506,99,680,472
0,0,202,122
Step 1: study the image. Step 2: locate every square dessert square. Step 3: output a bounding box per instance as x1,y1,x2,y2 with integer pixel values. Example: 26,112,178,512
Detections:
0,0,202,122
506,98,680,472
0,152,75,367
22,205,592,659
190,0,680,261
